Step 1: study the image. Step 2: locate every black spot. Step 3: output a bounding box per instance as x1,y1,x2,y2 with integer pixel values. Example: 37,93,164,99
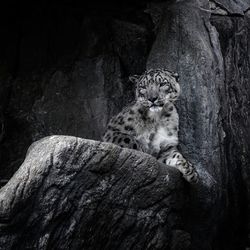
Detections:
125,126,133,131
133,144,138,149
112,136,117,142
105,132,110,138
109,126,117,131
124,138,130,144
118,138,122,143
127,117,134,121
169,106,174,111
106,136,111,141
173,154,177,158
118,120,124,125
138,108,144,114
149,133,155,140
108,125,112,129
174,126,178,131
164,113,171,117
168,132,173,136
129,110,135,115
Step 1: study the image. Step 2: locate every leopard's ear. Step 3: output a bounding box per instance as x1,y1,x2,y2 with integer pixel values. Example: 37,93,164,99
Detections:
129,75,140,84
169,80,181,101
171,72,179,82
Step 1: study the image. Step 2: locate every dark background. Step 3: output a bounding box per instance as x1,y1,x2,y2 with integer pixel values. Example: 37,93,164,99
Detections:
0,0,155,178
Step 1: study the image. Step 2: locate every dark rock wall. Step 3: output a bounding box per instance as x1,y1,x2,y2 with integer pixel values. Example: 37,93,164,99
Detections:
147,1,250,249
1,0,250,249
147,2,223,248
211,10,250,248
0,1,154,178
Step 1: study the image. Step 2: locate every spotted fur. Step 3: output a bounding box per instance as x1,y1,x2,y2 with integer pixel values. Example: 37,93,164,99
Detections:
103,68,198,183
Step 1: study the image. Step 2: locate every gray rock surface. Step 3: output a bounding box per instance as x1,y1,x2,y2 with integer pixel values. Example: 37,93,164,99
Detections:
146,1,250,248
148,1,222,248
212,0,250,15
211,10,250,249
0,136,187,250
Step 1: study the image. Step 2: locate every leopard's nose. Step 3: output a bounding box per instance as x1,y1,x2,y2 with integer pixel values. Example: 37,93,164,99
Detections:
148,97,158,103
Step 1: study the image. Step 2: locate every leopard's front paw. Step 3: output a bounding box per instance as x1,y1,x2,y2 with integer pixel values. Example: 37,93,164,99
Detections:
176,160,199,183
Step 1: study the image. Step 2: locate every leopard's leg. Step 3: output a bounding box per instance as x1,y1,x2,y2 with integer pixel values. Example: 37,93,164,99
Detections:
103,131,143,151
158,147,198,183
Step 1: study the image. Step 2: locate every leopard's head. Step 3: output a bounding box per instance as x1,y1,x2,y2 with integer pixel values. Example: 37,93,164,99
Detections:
129,68,180,112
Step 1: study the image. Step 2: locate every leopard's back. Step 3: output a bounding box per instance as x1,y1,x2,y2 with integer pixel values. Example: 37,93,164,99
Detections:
102,105,142,150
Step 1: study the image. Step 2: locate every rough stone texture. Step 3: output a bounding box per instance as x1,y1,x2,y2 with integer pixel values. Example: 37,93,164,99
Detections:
146,1,250,249
212,0,250,15
147,1,223,249
0,136,187,250
0,2,154,178
211,11,250,249
1,0,250,249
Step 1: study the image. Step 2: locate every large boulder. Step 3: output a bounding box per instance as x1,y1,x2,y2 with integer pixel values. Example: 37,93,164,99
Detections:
0,136,189,250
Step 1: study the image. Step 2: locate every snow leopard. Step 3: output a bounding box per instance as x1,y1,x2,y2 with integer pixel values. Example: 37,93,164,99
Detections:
102,68,198,183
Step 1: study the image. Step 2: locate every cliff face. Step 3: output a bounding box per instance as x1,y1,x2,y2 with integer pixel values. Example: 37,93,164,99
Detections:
148,1,250,249
210,4,250,248
0,0,155,178
0,0,250,249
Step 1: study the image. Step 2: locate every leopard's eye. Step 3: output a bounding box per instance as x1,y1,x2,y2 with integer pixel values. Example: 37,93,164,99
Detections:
159,81,166,87
139,84,146,89
140,88,146,94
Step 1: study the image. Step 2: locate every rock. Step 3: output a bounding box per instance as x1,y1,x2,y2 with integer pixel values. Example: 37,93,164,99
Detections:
211,0,250,15
147,0,250,249
0,5,153,179
0,136,186,250
211,9,250,249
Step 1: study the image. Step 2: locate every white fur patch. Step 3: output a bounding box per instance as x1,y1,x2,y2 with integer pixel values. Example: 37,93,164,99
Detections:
151,126,178,152
149,106,162,112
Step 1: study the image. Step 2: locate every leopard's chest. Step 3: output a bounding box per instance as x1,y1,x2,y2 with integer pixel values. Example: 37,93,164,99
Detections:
135,123,156,152
135,111,179,154
151,125,178,151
